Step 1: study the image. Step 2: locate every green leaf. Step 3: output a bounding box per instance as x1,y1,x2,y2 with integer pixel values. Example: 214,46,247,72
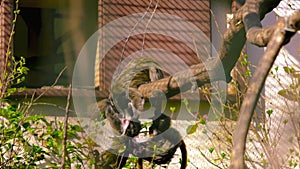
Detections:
186,123,198,134
221,152,226,159
199,118,206,125
290,84,296,89
7,62,11,67
183,98,188,106
278,89,299,101
71,125,82,132
17,78,22,84
40,117,47,123
118,145,126,153
51,129,59,139
266,109,273,116
169,107,176,113
283,66,295,74
14,10,20,14
22,122,31,129
7,88,17,95
209,147,214,153
226,137,232,143
245,70,251,77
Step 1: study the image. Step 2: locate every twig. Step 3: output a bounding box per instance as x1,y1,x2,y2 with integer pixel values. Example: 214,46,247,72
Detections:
21,67,67,115
0,0,19,99
200,151,222,169
61,84,72,168
119,0,153,65
33,67,67,103
140,0,160,57
30,102,76,114
210,9,224,40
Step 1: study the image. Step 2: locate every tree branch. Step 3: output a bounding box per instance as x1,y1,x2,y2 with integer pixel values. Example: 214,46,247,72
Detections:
138,0,249,98
230,27,284,169
245,10,300,46
138,59,224,98
137,0,284,100
230,8,300,169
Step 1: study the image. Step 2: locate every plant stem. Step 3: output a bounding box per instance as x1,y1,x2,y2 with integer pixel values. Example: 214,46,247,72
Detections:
61,84,72,168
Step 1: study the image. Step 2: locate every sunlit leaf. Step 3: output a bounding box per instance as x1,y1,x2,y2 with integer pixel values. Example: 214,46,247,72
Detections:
186,123,198,134
221,152,226,159
169,107,176,113
278,89,299,101
209,147,214,153
283,66,295,74
266,109,273,116
199,118,206,125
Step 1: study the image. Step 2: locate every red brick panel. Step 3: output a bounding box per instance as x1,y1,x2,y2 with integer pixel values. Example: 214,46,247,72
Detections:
0,0,13,73
96,0,211,94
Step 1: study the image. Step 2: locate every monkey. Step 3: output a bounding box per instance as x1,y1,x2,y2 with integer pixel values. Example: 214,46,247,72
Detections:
98,87,144,136
96,57,188,168
133,65,187,169
130,90,187,169
98,95,187,169
148,89,169,135
96,94,142,169
142,114,187,169
149,113,171,136
96,97,130,135
98,100,187,169
95,88,143,135
133,126,187,169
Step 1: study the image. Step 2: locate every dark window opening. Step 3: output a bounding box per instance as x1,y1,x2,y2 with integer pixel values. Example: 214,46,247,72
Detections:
14,0,98,88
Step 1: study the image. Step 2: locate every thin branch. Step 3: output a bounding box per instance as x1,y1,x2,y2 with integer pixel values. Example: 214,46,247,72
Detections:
32,67,67,102
210,9,224,39
21,67,67,115
61,84,72,168
250,123,280,168
30,102,76,114
200,151,223,169
0,0,18,99
141,0,160,57
119,0,153,63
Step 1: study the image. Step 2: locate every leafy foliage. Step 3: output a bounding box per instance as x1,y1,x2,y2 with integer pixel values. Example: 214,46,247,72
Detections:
0,105,98,168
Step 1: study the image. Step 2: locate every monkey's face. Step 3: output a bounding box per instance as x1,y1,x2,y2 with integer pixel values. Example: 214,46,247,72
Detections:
120,118,130,135
105,88,144,137
106,103,135,136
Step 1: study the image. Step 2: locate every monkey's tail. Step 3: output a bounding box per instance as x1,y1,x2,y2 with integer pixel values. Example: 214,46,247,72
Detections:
180,140,188,169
